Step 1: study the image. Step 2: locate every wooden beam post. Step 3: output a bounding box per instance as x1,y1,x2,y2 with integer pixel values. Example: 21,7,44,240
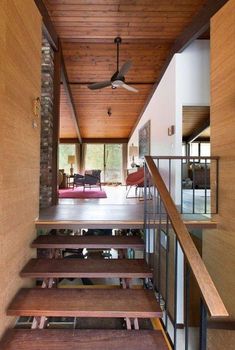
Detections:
129,0,229,138
61,55,82,144
34,0,58,51
184,118,210,143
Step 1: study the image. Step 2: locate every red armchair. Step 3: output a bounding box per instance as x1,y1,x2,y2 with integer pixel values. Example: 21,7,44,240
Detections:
126,168,145,198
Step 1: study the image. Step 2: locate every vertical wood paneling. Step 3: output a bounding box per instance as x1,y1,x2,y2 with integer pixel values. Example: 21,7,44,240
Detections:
204,0,235,347
0,0,41,337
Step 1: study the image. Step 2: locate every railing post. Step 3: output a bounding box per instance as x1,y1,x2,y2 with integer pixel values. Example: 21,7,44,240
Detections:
181,158,183,214
185,263,190,350
165,214,170,331
216,158,219,214
204,158,207,214
173,238,178,349
144,162,147,263
144,155,228,350
157,198,162,303
199,299,207,350
192,159,195,214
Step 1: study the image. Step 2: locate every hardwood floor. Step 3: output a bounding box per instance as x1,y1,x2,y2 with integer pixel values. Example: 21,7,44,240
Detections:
37,186,216,229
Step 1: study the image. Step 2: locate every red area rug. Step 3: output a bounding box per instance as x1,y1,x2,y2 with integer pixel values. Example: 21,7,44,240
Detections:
59,188,107,199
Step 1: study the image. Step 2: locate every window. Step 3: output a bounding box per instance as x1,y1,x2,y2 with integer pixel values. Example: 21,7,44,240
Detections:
200,143,210,157
59,144,78,174
85,144,123,183
200,142,210,163
188,142,210,163
190,143,199,157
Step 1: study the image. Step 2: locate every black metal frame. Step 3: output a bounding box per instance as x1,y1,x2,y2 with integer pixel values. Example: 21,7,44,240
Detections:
147,156,219,215
143,161,212,350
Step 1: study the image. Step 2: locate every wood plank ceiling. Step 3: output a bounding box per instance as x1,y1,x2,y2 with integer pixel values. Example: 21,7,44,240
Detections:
183,106,210,141
43,0,208,140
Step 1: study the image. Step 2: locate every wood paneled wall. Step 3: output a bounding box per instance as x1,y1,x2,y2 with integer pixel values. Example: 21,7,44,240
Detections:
204,0,235,348
0,0,41,338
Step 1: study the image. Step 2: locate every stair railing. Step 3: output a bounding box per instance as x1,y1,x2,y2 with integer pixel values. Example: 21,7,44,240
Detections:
144,156,228,350
145,156,219,215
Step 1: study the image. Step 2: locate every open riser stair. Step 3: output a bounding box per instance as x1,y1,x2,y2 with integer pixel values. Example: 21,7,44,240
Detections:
2,233,168,349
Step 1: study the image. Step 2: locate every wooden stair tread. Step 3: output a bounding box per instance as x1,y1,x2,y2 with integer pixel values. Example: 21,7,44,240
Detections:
7,288,162,318
21,258,152,278
31,235,145,249
0,329,168,350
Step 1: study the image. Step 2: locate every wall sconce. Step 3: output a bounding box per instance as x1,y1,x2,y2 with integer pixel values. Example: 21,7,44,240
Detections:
107,107,112,117
168,125,175,136
32,97,41,128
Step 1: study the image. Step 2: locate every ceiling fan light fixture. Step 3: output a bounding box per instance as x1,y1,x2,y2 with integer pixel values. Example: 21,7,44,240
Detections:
87,37,138,93
112,80,124,88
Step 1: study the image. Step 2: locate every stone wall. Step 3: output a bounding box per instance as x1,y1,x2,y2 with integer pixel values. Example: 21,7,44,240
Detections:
40,37,54,208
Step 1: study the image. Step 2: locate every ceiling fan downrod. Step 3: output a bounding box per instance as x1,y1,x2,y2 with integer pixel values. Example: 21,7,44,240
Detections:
114,36,122,73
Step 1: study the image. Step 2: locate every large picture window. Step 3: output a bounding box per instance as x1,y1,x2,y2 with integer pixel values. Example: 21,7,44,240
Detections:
85,144,122,183
59,144,78,174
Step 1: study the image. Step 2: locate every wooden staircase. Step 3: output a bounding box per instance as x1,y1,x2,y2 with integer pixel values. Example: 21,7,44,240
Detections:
2,234,169,349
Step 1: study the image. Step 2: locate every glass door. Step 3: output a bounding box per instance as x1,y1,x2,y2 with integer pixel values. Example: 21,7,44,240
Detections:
85,144,122,183
104,144,122,183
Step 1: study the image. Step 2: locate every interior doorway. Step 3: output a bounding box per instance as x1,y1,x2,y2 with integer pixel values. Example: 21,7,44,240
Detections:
85,144,123,184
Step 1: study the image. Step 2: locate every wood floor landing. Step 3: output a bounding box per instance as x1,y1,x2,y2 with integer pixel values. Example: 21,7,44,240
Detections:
37,203,217,230
0,329,168,350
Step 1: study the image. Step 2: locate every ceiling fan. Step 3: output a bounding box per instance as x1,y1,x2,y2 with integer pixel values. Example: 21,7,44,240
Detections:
88,37,138,93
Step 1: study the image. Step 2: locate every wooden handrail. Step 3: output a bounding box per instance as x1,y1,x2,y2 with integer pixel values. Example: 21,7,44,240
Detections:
145,156,228,318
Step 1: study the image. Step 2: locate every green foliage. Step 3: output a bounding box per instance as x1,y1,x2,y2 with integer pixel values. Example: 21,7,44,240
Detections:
59,144,77,173
59,143,122,181
86,144,122,182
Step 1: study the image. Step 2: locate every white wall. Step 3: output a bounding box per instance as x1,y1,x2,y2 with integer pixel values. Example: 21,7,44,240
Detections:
129,40,210,167
129,40,210,325
129,55,178,161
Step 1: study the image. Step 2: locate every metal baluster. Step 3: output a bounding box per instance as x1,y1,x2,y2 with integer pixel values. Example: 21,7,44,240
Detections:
192,160,195,214
147,170,151,265
144,163,147,262
153,184,157,287
173,237,178,349
185,263,190,350
157,198,162,303
169,159,172,196
181,158,183,214
204,159,207,214
199,299,207,350
216,159,219,214
165,214,170,331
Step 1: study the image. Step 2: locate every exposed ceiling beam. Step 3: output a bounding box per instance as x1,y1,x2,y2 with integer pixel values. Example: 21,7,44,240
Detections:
60,138,129,144
191,137,210,142
67,82,155,86
34,0,58,51
61,55,82,144
129,0,229,139
184,118,210,143
35,0,82,143
82,138,129,144
60,138,80,144
61,38,174,45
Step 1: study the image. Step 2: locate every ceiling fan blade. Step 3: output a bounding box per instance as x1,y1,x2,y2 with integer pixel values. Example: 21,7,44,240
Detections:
88,81,111,90
118,60,132,77
121,83,138,93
